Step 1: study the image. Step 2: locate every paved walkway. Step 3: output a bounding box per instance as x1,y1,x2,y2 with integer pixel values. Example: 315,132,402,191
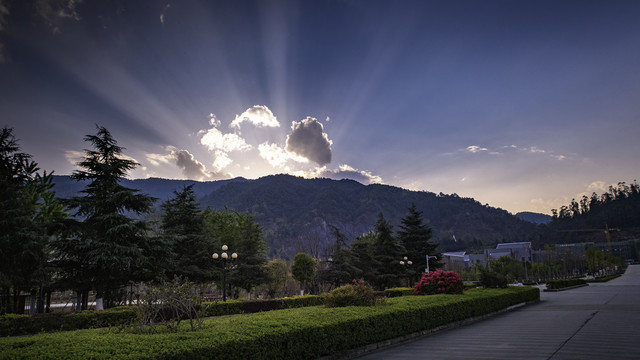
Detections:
356,265,640,359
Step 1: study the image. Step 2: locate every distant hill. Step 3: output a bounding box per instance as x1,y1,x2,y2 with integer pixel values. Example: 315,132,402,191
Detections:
52,174,538,259
515,212,552,224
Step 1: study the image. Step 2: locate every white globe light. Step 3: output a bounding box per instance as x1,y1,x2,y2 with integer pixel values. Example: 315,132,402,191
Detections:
408,261,413,265
400,261,405,265
403,256,408,261
222,245,228,251
231,252,238,259
212,253,219,259
222,252,228,259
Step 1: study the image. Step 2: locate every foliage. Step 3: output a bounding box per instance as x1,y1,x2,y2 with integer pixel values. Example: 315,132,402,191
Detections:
324,279,377,307
585,247,622,273
200,300,244,317
318,225,359,289
0,127,65,313
489,256,525,283
586,273,621,283
264,259,289,299
545,278,587,290
384,287,414,297
397,203,440,282
413,270,464,295
291,252,316,293
199,295,324,317
203,209,269,297
0,287,539,359
372,213,405,290
56,126,156,309
350,232,378,286
160,185,210,283
477,266,508,288
0,306,136,336
136,278,203,332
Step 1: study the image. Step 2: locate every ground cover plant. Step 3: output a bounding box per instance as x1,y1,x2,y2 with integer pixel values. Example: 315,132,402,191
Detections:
0,287,539,359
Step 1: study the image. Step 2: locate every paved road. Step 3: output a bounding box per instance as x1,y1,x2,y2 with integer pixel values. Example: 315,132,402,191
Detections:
356,265,640,360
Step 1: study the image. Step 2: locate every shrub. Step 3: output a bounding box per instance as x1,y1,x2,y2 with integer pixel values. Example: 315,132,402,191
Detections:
546,278,587,290
200,299,244,317
413,270,464,295
135,278,203,332
282,295,324,308
478,267,508,288
324,279,377,307
384,287,414,297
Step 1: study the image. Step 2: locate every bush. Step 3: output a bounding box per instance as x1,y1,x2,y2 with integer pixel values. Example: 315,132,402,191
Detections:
324,279,377,307
478,267,508,288
200,300,244,317
282,295,324,308
587,274,621,283
413,270,464,295
0,306,136,337
0,287,540,359
546,278,587,290
384,287,414,297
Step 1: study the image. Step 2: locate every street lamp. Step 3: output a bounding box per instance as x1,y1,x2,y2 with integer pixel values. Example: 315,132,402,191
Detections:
425,255,438,273
400,257,413,287
212,245,238,301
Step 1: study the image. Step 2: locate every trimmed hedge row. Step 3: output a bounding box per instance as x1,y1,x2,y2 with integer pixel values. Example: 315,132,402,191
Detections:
546,278,587,290
587,274,621,283
0,306,136,337
0,287,539,359
384,287,414,297
200,295,324,317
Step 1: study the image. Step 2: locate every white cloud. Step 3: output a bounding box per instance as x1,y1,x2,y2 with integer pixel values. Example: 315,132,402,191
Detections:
200,127,251,152
300,164,383,185
212,150,232,172
285,117,333,166
587,181,609,193
258,142,308,168
173,149,213,181
64,150,84,165
145,152,173,167
466,145,488,153
230,105,280,129
35,0,82,34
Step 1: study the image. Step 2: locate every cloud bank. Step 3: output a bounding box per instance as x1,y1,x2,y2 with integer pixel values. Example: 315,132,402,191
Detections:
230,105,280,128
285,117,332,166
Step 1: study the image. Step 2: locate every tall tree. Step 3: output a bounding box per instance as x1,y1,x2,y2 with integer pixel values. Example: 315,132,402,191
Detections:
350,232,378,285
61,126,155,310
161,185,210,282
0,127,65,313
372,213,405,290
397,203,440,282
291,252,316,295
319,225,358,289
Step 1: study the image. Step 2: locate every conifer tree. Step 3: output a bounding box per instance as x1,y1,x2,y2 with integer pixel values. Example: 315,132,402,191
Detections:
319,225,359,289
62,126,155,310
397,203,440,282
372,212,405,289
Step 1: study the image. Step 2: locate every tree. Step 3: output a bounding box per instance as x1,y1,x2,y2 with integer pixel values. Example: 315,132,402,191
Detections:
60,126,156,310
161,185,210,283
351,232,378,286
264,259,289,298
397,203,440,283
203,209,268,299
372,212,405,290
291,252,316,295
0,127,65,314
319,225,358,289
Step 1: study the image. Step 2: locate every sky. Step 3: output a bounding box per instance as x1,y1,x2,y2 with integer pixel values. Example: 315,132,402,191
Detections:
1,0,639,215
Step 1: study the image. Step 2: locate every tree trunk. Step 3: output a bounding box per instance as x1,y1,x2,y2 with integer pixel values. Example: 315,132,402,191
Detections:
95,288,104,311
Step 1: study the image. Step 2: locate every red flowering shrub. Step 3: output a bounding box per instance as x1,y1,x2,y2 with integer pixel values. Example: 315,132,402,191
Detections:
413,269,464,295
324,279,377,307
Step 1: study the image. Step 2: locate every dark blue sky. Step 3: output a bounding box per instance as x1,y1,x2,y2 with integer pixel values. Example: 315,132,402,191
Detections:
1,0,639,214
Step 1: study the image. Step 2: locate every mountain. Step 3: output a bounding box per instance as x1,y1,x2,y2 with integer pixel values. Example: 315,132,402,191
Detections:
515,212,553,224
52,174,538,259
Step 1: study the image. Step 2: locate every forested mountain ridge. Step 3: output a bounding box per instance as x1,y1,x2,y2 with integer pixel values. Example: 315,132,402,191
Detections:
53,174,537,258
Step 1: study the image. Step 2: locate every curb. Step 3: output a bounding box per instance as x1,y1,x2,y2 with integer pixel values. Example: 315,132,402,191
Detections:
319,299,540,360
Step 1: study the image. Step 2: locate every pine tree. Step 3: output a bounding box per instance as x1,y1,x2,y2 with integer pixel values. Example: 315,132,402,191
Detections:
372,212,405,289
397,203,440,282
62,126,155,310
161,185,211,282
0,127,65,313
319,225,359,289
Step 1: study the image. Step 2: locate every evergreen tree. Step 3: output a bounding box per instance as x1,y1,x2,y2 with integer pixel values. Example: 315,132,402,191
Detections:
372,212,405,290
161,185,210,282
397,203,441,282
291,252,316,295
61,126,155,310
350,232,378,285
319,225,359,289
0,127,65,313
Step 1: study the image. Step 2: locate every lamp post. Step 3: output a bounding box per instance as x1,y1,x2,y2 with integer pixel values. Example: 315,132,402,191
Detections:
212,245,238,301
425,255,438,273
400,256,413,287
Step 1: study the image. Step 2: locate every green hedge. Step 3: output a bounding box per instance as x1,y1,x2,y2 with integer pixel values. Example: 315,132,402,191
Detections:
546,278,587,290
0,287,539,359
0,306,136,337
200,295,324,318
384,287,414,297
587,274,621,283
